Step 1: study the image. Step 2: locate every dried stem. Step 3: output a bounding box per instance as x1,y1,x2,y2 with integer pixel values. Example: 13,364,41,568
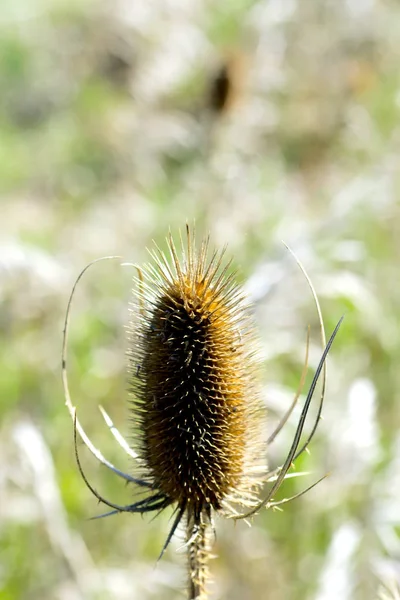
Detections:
187,510,211,600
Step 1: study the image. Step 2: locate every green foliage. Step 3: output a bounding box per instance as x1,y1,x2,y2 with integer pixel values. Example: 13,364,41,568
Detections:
1,1,400,599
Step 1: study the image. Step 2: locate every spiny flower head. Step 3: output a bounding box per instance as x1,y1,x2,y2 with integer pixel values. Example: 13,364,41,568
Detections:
129,228,266,517
62,226,342,600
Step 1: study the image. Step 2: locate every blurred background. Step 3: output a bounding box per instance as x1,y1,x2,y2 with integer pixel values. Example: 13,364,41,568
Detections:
1,0,400,599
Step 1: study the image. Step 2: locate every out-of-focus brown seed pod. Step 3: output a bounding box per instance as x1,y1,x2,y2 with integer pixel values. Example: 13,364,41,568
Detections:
208,53,246,116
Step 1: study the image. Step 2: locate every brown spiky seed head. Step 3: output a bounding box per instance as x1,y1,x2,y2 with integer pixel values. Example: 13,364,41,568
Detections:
129,229,265,516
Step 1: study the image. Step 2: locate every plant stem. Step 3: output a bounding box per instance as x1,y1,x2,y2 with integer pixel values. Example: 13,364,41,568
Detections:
187,510,210,600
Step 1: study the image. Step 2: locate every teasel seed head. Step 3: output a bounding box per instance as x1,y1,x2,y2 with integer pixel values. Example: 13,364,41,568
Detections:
62,226,343,600
129,227,266,517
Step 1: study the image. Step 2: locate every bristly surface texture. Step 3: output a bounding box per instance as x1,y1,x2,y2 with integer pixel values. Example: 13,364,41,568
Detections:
128,228,266,598
64,227,341,600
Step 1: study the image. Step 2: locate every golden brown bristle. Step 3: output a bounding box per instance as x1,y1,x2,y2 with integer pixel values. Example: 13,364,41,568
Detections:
129,230,265,516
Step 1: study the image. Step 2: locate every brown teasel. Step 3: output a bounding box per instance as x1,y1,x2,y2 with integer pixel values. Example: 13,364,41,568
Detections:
62,227,342,600
209,61,233,114
208,53,246,116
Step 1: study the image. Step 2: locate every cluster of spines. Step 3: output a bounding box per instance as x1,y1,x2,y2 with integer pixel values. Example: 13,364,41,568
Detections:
128,229,266,519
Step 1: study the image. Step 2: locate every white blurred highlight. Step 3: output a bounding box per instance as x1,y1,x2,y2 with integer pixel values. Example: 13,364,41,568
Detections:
345,378,379,471
12,421,96,598
315,522,361,600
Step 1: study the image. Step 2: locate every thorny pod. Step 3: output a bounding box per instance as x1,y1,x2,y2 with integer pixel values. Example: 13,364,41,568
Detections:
62,227,342,600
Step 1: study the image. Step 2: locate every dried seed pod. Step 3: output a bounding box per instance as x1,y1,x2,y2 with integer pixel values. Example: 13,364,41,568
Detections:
127,229,266,598
129,229,266,518
208,53,246,116
62,227,342,600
